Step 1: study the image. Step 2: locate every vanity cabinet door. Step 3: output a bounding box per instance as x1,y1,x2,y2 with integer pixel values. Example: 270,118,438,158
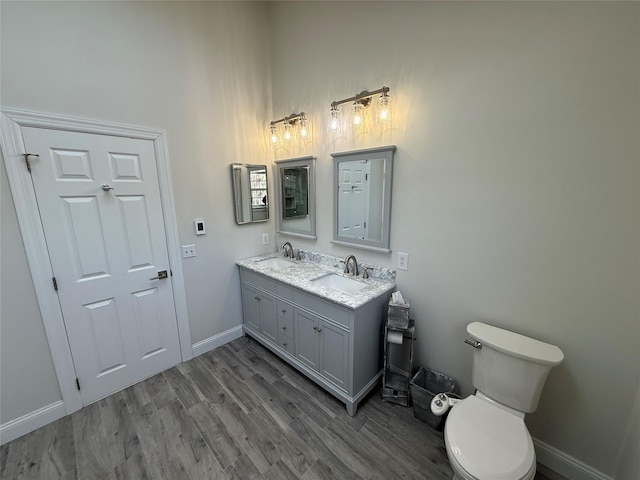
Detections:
294,309,349,389
294,309,319,370
258,292,277,344
241,283,277,343
319,320,349,389
241,284,261,331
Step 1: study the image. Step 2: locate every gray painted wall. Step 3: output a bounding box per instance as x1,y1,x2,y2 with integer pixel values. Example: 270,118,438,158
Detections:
268,1,639,477
0,0,274,423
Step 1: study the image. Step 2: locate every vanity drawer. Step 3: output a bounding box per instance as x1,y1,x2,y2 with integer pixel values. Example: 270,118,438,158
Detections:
278,315,293,338
277,299,293,322
278,336,294,355
293,289,351,329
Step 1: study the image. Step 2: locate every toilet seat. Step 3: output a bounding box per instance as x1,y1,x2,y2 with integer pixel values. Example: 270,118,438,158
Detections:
445,395,535,480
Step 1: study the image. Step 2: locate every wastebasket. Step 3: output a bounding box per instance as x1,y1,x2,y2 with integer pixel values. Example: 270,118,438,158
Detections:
410,366,457,430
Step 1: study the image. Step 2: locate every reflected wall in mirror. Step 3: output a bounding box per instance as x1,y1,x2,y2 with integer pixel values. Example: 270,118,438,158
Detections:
331,145,396,252
275,156,316,239
231,163,269,224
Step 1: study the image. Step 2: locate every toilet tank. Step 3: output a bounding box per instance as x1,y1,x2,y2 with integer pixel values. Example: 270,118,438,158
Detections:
467,322,564,413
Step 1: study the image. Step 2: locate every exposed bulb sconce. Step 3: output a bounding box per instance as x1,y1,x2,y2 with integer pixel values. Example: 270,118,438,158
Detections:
329,85,391,134
269,112,310,147
327,105,342,135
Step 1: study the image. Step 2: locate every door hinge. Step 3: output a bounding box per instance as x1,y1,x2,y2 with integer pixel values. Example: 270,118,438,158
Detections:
75,378,81,390
52,276,58,291
22,153,39,173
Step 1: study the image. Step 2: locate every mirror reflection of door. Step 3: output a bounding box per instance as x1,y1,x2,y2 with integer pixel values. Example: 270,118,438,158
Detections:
338,160,370,239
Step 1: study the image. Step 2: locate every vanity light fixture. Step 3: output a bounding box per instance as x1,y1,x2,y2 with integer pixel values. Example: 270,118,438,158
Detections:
329,85,391,133
269,112,310,147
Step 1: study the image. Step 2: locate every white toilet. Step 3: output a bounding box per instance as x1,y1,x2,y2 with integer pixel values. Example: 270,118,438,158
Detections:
442,321,564,480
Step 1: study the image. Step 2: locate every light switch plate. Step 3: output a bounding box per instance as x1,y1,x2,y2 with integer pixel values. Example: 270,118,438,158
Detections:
182,244,196,258
261,233,269,245
397,252,408,271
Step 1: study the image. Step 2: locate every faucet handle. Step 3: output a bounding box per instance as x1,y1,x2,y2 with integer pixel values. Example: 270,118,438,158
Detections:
362,267,372,279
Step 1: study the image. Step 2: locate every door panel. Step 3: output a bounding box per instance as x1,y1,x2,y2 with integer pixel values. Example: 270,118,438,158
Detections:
294,310,319,370
319,321,349,389
259,293,278,344
21,127,181,405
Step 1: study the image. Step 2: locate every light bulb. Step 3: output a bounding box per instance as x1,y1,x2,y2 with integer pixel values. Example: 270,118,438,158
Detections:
299,117,308,138
352,102,364,128
270,125,278,144
328,106,341,133
376,91,392,123
283,122,291,141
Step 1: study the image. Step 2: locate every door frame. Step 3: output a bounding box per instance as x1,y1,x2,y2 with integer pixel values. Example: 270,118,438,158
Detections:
0,107,192,414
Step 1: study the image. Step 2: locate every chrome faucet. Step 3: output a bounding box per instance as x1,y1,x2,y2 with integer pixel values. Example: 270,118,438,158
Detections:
343,254,359,276
282,242,294,259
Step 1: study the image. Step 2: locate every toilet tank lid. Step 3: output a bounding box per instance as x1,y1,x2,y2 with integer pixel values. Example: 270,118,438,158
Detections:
467,322,564,366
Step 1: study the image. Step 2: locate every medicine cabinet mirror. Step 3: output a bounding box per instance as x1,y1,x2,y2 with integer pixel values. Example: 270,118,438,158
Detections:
231,163,269,224
275,156,316,239
331,145,395,252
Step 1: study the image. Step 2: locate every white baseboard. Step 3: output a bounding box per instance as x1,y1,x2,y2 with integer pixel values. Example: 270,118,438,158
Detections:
0,401,66,446
191,325,244,357
534,438,612,480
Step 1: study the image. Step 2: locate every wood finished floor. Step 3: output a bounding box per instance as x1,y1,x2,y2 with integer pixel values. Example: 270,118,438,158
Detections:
1,336,561,480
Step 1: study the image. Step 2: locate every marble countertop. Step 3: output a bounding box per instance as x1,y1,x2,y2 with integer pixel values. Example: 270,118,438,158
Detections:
236,252,396,309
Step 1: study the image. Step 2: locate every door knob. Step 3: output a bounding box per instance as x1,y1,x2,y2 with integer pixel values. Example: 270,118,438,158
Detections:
101,184,115,191
149,270,168,280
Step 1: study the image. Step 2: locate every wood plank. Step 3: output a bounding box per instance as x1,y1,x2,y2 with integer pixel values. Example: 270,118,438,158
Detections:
224,453,262,480
99,392,142,468
113,452,153,480
71,403,115,480
128,401,191,480
38,415,76,479
163,365,205,409
189,400,243,469
288,413,362,480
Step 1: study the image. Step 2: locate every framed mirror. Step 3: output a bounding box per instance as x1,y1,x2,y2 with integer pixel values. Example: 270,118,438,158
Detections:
231,163,269,224
275,156,316,239
331,145,396,252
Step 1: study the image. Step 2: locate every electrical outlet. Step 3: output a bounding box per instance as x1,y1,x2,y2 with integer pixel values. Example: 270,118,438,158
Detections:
397,252,409,271
182,244,196,258
262,233,269,245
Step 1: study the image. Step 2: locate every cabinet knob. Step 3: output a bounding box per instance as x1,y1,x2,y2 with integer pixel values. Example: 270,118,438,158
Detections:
282,325,287,330
281,309,287,314
317,328,322,333
283,342,288,346
313,326,318,331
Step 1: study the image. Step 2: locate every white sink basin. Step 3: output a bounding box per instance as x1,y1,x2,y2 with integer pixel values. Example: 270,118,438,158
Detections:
312,273,366,294
256,257,295,269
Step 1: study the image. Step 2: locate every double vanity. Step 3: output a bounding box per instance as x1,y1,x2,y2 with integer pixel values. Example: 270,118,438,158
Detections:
237,252,395,416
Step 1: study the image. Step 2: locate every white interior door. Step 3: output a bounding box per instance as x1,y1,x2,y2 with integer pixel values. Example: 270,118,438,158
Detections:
338,160,370,239
21,126,182,405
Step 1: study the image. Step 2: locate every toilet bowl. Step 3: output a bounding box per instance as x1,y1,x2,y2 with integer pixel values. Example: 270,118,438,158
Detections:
439,322,563,480
444,395,535,480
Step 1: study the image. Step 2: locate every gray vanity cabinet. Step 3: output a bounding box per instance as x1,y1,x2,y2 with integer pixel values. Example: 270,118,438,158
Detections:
239,266,391,416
